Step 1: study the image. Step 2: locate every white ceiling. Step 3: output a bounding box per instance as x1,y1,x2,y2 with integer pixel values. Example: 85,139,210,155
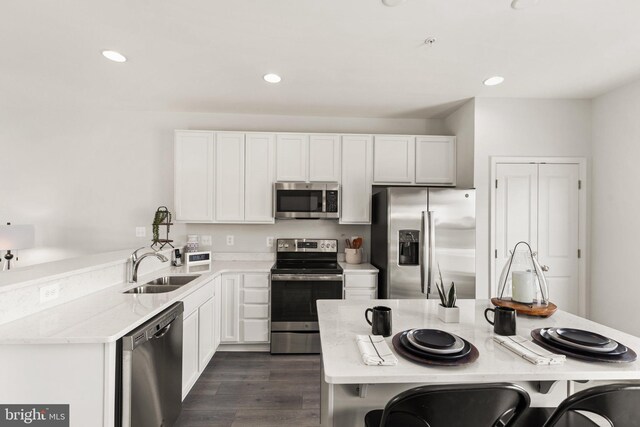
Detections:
2,0,640,118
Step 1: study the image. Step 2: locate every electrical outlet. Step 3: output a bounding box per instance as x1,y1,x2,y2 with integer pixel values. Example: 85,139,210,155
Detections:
226,235,234,246
201,235,212,246
266,237,274,247
40,283,60,303
135,227,146,238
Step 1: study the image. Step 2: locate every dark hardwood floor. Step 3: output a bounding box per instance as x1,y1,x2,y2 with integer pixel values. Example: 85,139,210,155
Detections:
176,352,321,427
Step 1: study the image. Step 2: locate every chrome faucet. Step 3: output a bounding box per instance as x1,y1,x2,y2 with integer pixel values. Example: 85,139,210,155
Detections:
128,247,169,283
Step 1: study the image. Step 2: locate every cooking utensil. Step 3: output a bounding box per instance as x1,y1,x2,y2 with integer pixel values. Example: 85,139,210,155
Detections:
345,239,351,249
353,237,363,249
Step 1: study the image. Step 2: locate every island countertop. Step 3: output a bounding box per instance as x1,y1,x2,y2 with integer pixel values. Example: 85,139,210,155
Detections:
317,299,640,385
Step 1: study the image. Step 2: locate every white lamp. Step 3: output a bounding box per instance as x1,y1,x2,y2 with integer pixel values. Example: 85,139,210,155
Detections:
0,223,35,270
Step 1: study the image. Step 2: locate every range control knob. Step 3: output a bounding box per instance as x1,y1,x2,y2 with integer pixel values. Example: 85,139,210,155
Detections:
331,243,336,248
321,244,325,248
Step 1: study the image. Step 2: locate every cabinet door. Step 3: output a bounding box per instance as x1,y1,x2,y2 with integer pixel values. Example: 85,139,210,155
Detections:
220,274,241,343
198,298,215,372
308,135,340,182
415,136,456,185
340,135,373,224
174,131,214,221
215,132,245,221
373,136,415,183
245,133,275,222
182,310,199,399
276,134,308,182
242,319,270,343
213,277,221,350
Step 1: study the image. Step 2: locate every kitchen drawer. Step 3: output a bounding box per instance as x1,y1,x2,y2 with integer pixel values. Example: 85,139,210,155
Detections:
344,288,377,300
243,304,269,319
242,319,270,342
344,274,377,289
243,273,270,288
243,288,269,304
182,279,214,317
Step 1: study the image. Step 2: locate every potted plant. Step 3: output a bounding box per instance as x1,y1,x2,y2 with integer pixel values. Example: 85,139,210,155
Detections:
435,266,459,323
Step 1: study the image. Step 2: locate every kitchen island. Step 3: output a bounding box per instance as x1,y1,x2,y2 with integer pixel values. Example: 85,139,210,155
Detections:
317,299,640,427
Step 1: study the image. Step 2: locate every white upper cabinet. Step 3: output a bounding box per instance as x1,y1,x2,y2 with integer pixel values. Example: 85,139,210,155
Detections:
373,136,415,183
415,136,456,185
174,131,214,221
308,135,340,182
276,134,309,182
245,133,276,223
214,132,245,221
340,135,373,224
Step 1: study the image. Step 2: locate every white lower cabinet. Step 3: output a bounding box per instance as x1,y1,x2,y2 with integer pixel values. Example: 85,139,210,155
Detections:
221,272,270,344
181,278,219,399
182,310,200,398
344,272,378,300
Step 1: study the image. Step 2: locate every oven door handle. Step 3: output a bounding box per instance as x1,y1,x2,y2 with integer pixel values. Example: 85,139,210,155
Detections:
271,274,343,281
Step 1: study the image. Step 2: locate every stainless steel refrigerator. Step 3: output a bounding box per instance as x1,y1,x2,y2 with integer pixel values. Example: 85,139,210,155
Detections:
371,187,476,299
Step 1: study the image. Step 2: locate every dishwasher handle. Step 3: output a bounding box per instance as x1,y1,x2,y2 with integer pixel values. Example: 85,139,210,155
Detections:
153,323,173,339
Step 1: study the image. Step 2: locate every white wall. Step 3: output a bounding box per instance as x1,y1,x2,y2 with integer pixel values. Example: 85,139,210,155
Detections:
444,99,475,189
0,106,445,266
591,79,640,336
474,98,592,299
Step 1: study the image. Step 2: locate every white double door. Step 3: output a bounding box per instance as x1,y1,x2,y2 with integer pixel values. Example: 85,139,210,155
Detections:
494,162,582,314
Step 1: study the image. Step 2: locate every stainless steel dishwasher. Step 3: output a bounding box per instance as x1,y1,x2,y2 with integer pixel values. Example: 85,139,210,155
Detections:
119,302,183,427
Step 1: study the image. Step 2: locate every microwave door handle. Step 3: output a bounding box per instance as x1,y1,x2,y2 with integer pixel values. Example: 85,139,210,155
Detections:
322,189,327,213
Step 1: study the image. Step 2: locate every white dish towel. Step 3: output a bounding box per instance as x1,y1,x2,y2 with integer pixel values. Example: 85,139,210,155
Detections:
356,335,398,366
494,335,566,365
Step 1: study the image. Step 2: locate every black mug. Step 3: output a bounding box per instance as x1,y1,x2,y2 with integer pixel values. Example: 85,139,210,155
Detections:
484,307,516,336
365,306,392,337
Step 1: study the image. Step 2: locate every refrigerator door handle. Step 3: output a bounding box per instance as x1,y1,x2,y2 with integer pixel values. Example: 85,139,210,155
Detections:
420,211,428,294
428,211,436,292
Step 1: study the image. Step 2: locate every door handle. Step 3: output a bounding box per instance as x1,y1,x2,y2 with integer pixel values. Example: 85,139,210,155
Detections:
541,265,550,272
153,323,172,339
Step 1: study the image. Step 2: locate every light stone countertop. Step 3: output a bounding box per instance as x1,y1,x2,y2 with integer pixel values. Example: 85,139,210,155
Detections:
318,299,640,385
339,262,378,274
0,261,273,345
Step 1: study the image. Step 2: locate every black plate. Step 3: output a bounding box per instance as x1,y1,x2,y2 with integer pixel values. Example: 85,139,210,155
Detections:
411,329,457,349
539,328,628,356
532,329,637,364
399,331,471,360
556,328,611,347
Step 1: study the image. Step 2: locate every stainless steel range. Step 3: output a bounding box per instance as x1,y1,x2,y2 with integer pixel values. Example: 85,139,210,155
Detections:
270,238,343,354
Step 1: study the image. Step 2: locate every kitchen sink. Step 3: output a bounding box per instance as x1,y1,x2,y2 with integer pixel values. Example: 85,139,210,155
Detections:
123,275,200,294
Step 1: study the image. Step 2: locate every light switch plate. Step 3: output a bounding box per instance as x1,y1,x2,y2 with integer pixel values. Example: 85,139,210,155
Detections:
226,235,234,246
40,283,60,303
135,227,146,238
201,235,212,246
266,237,274,247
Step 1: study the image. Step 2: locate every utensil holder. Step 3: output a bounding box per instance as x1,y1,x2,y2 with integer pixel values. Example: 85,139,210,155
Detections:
437,305,460,323
345,248,362,264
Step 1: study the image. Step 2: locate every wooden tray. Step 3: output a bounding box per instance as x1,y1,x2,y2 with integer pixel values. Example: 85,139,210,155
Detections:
531,329,637,363
491,298,558,318
392,332,479,366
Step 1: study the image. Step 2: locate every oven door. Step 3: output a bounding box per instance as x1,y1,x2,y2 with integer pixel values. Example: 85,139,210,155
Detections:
274,183,326,219
270,274,343,331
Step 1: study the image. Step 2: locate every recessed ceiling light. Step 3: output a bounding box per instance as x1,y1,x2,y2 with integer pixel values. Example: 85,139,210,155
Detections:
382,0,406,6
511,0,539,10
263,73,282,83
483,76,505,86
102,50,127,63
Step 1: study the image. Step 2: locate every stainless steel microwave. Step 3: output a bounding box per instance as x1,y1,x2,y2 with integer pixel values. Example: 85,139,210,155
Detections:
274,183,340,219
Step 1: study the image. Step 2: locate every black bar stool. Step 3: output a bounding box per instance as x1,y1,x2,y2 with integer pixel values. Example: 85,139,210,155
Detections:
364,383,531,427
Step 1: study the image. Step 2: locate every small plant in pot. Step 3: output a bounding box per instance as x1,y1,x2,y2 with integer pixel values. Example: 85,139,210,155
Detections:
435,265,459,323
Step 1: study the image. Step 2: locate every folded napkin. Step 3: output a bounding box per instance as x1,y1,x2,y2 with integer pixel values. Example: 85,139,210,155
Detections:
494,335,566,365
356,335,398,366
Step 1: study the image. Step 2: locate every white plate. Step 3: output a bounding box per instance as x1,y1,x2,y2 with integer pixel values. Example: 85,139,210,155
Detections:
407,329,465,355
547,328,619,353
